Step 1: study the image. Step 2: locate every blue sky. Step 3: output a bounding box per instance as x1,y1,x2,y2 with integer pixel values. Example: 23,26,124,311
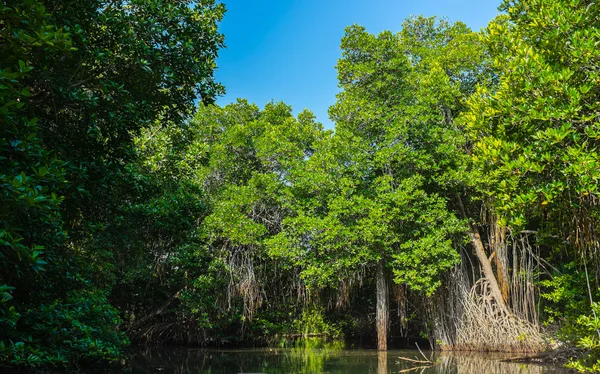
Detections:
215,0,501,129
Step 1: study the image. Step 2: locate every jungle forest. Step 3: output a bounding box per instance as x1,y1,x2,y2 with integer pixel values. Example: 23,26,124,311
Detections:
2,0,600,372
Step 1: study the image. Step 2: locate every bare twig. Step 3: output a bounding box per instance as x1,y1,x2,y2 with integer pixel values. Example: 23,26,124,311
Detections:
415,342,430,362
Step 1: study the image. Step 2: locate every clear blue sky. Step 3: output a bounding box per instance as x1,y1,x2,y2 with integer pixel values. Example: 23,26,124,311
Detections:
215,0,501,129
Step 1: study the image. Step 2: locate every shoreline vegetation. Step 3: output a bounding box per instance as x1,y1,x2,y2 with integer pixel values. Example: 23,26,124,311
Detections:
2,0,600,372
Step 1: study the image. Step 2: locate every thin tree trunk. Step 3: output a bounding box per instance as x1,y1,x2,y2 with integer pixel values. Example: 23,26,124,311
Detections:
376,260,389,351
492,225,510,303
494,248,510,303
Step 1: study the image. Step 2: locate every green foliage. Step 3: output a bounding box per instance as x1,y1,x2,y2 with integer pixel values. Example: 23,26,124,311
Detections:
271,17,486,296
188,101,325,341
1,0,224,367
1,1,71,366
539,262,589,325
465,0,600,228
292,308,343,341
109,100,329,347
0,289,127,366
563,303,600,372
0,0,70,293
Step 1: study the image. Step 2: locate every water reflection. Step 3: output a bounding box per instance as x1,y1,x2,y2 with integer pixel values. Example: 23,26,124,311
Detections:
125,347,571,374
378,351,387,374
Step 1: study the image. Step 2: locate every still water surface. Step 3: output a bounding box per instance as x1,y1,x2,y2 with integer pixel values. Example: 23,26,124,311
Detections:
125,347,572,374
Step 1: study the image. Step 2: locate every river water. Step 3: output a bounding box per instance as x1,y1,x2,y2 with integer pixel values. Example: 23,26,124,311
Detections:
123,347,572,373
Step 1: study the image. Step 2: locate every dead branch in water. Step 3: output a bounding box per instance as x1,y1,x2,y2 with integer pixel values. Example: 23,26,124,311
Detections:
396,344,436,371
396,356,432,365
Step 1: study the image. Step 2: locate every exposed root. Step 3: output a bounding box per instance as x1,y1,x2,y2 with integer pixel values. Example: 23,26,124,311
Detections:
130,317,209,346
430,212,549,354
227,249,263,321
445,278,546,353
430,263,547,353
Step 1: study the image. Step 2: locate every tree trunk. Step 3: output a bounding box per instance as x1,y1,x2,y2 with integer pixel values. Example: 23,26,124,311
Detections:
376,260,389,351
494,249,510,303
467,224,508,311
491,224,510,304
455,194,508,311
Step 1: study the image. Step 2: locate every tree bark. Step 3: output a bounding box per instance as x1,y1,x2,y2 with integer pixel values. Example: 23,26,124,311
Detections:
491,224,510,304
494,249,510,303
376,260,389,351
467,224,508,311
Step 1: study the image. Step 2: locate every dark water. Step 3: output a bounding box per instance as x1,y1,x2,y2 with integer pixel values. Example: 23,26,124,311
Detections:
124,347,573,374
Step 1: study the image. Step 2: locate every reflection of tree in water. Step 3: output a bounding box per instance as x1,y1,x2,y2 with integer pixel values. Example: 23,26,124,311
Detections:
128,347,342,374
378,351,388,374
424,352,569,374
129,347,253,374
129,347,210,374
276,348,334,373
389,351,568,374
126,348,569,374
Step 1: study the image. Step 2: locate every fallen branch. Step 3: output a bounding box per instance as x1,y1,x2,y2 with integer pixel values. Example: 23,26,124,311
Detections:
396,356,432,365
415,342,431,362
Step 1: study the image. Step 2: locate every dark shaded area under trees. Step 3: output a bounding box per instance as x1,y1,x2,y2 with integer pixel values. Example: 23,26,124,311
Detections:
2,0,600,372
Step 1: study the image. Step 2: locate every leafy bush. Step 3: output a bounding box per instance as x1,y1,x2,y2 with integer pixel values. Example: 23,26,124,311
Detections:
564,303,600,372
1,289,127,366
